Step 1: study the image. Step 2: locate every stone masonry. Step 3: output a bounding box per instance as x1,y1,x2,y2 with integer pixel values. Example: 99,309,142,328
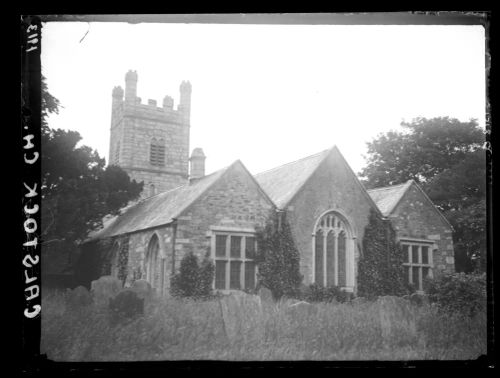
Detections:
388,184,455,275
108,161,274,293
109,71,191,197
285,148,378,287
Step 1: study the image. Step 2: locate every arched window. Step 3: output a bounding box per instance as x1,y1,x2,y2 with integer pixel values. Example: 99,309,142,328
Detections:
150,138,165,166
145,234,164,292
312,211,354,290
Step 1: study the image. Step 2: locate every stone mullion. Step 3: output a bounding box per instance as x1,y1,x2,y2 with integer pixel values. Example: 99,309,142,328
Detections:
240,236,246,290
334,229,339,287
225,235,230,290
418,245,423,292
323,229,327,287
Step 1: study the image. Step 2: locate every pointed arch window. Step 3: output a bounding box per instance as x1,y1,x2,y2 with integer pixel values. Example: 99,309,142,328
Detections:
145,234,165,293
312,212,355,290
150,138,165,166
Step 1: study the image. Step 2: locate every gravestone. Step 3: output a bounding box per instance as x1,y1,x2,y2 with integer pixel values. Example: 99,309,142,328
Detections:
351,296,369,306
285,300,319,318
130,279,153,301
66,286,93,309
109,289,144,324
91,275,123,308
409,292,429,306
258,287,274,303
377,296,417,343
219,291,263,342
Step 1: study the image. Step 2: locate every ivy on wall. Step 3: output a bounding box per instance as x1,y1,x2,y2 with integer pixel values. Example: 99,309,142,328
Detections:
117,237,129,286
254,211,303,300
357,208,407,298
98,237,129,285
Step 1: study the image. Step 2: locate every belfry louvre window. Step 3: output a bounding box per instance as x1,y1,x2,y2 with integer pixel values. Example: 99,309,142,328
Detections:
402,241,434,292
150,138,165,166
213,233,257,291
113,141,120,164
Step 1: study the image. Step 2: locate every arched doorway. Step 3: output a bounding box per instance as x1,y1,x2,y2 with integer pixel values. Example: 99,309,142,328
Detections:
312,211,355,290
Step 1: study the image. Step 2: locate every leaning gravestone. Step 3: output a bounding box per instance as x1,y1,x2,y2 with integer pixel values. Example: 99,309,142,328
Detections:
91,275,123,308
66,285,93,309
219,291,264,342
285,300,319,319
109,289,144,325
377,296,417,344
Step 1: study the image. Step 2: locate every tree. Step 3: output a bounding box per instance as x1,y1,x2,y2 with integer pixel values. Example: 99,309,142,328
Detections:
358,209,408,298
360,117,484,189
426,149,487,272
254,211,303,300
360,117,487,272
41,77,143,278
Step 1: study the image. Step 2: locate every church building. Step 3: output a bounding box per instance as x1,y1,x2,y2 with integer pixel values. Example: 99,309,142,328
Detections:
86,71,455,295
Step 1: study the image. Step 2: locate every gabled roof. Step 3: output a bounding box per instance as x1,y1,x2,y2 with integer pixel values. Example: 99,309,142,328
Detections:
368,180,452,228
367,180,413,216
254,148,331,208
254,146,383,216
88,164,230,240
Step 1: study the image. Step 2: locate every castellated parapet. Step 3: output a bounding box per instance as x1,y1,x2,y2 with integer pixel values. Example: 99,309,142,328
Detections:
109,70,192,198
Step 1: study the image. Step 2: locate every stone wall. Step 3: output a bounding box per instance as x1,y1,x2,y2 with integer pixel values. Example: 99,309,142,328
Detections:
389,185,455,275
287,149,378,287
109,75,191,198
112,227,173,294
174,162,274,267
106,161,274,294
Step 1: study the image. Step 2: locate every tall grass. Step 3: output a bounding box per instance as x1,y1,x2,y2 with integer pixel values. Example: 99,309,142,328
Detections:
41,290,486,361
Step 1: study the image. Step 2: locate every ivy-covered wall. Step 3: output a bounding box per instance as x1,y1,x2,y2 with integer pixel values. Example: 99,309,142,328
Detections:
358,209,407,297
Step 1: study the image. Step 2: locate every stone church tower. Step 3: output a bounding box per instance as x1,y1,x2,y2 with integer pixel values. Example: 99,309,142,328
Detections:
109,70,202,197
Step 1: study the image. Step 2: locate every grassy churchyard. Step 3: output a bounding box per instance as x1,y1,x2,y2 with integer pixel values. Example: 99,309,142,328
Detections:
41,287,486,361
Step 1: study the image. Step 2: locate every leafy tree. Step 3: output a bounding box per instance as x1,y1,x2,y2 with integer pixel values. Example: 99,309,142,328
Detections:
360,117,484,189
426,149,487,272
360,117,487,273
41,77,143,276
41,75,61,129
254,211,303,300
358,209,408,298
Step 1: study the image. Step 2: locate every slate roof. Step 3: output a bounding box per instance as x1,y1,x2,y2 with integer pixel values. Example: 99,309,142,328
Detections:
254,148,331,208
88,165,230,240
368,180,453,228
367,180,413,216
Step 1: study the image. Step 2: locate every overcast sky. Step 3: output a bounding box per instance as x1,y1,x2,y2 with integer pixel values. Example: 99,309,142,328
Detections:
41,18,486,176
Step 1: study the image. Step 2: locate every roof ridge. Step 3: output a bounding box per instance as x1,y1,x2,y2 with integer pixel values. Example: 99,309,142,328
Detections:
255,148,331,177
139,166,230,201
367,180,412,192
